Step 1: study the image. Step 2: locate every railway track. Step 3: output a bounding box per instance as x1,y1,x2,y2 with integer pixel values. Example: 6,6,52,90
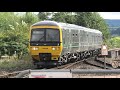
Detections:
51,58,106,69
51,60,85,69
0,69,30,78
51,57,115,70
0,60,86,78
0,72,20,78
84,58,113,69
0,57,116,78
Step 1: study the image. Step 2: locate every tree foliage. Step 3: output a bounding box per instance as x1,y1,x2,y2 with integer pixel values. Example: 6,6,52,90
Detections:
38,12,52,20
109,37,120,48
20,12,39,25
75,12,110,41
0,12,39,58
51,12,76,24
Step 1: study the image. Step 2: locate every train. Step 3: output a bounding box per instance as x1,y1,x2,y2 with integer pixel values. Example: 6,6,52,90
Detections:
29,20,103,68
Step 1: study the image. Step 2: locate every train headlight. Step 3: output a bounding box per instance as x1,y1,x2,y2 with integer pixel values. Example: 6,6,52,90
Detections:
32,47,39,50
52,47,56,50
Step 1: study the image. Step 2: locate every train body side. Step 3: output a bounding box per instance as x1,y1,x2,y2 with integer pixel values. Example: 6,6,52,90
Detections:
60,25,103,56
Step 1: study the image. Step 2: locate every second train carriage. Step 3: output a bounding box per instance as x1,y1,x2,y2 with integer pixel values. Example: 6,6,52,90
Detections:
29,20,103,67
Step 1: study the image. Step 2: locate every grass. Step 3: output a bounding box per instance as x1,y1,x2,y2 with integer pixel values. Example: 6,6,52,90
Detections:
0,54,34,72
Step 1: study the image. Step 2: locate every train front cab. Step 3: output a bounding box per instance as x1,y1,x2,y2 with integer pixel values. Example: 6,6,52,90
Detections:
29,25,63,67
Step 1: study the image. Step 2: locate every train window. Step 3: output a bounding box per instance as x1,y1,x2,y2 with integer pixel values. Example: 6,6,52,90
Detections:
31,28,60,42
46,29,60,42
32,31,44,34
31,29,45,41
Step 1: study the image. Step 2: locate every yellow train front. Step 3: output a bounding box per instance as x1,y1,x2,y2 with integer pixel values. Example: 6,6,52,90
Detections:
29,21,63,67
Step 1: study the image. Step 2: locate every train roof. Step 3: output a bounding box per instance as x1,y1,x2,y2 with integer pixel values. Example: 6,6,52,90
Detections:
32,20,102,34
32,20,59,26
58,22,102,34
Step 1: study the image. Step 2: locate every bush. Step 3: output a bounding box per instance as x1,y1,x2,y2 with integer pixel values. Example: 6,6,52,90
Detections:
109,36,120,48
0,58,34,72
0,12,39,57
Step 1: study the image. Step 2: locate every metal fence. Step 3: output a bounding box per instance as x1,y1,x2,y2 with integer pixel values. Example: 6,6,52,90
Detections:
15,69,120,78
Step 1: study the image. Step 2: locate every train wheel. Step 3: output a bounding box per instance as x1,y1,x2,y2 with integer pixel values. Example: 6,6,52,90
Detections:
58,57,64,65
80,53,83,60
36,65,43,69
63,55,68,64
76,53,81,61
67,53,72,62
58,62,62,66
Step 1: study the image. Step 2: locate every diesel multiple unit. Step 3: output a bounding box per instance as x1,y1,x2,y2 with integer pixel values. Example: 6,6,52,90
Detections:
29,20,103,67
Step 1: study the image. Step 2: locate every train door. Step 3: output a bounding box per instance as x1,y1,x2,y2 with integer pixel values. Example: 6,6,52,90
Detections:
62,29,66,55
93,33,95,50
80,30,83,52
66,29,70,52
86,32,89,51
68,29,72,53
84,31,87,51
82,30,85,51
92,33,94,50
89,32,92,50
71,29,75,52
73,29,78,52
75,30,79,51
78,30,81,51
88,32,90,50
62,28,70,54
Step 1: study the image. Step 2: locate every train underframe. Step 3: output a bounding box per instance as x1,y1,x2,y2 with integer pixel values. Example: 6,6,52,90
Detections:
59,48,101,64
32,48,101,68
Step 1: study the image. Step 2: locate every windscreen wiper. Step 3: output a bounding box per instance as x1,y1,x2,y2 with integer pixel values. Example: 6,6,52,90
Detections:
39,35,44,41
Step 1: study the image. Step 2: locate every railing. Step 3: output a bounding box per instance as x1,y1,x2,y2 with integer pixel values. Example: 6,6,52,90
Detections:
15,69,120,78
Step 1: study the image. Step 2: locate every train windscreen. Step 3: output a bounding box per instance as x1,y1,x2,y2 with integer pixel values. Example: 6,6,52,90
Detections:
31,28,60,42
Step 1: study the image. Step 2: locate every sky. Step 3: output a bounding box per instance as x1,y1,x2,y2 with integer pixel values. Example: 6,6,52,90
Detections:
33,12,120,19
16,12,120,19
98,12,120,19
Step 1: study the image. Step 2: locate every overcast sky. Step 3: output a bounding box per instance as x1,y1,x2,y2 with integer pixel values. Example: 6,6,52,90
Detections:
34,12,120,19
16,12,120,19
98,12,120,19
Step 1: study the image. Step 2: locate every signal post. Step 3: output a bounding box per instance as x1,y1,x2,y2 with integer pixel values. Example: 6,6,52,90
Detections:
101,45,108,69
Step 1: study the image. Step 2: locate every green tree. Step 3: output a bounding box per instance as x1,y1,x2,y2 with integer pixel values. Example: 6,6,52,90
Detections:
75,12,110,41
109,37,120,48
20,12,39,25
38,12,52,20
75,12,92,27
0,12,39,59
52,12,75,24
